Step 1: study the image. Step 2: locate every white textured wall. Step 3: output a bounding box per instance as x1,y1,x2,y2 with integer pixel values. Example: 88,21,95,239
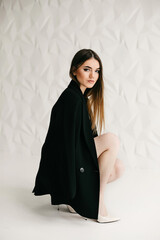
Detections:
0,0,160,170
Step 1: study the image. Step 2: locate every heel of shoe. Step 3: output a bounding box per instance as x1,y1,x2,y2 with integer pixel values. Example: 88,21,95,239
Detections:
67,205,76,214
97,213,120,223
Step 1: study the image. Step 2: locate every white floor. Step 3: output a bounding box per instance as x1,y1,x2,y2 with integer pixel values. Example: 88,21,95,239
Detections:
1,154,160,240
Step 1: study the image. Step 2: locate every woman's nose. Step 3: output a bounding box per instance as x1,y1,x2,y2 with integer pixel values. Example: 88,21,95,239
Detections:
89,71,94,79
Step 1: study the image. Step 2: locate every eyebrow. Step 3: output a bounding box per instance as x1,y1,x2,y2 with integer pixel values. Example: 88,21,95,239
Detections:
84,66,100,70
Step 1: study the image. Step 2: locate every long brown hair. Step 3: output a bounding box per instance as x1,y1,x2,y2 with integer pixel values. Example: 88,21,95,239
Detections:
69,49,105,135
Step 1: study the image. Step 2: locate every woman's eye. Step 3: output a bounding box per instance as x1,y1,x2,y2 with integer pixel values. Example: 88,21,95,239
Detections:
84,69,100,73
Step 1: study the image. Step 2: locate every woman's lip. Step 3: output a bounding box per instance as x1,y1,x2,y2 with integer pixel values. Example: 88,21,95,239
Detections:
88,80,94,83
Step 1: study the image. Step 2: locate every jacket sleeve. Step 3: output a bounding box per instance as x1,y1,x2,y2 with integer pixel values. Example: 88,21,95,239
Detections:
32,92,83,201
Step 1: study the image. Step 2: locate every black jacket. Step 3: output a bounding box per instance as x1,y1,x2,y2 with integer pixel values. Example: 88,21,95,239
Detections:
32,79,100,219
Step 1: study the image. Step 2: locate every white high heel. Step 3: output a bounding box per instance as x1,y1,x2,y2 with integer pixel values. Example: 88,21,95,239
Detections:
57,205,88,221
67,205,88,220
67,205,77,214
97,213,120,223
57,204,77,214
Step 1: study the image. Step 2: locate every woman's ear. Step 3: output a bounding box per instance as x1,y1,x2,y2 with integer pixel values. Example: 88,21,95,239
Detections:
72,67,77,76
73,71,76,76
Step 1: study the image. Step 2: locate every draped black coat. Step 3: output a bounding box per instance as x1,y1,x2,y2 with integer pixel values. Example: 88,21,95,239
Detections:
32,79,100,220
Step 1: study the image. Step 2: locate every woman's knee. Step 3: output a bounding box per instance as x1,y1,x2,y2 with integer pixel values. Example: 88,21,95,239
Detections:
104,132,120,150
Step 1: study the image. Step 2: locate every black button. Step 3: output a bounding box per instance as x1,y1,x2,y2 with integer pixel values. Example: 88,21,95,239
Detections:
80,167,84,173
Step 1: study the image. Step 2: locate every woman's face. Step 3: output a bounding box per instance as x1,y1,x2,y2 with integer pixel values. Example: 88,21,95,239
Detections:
73,58,100,94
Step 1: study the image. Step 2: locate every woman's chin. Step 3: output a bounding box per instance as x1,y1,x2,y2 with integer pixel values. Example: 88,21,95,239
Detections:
86,82,95,88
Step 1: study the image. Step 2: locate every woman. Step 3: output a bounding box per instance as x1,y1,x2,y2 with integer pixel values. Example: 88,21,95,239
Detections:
32,49,125,223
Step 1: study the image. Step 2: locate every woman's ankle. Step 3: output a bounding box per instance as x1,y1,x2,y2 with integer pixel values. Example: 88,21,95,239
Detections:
98,206,108,216
99,198,108,216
